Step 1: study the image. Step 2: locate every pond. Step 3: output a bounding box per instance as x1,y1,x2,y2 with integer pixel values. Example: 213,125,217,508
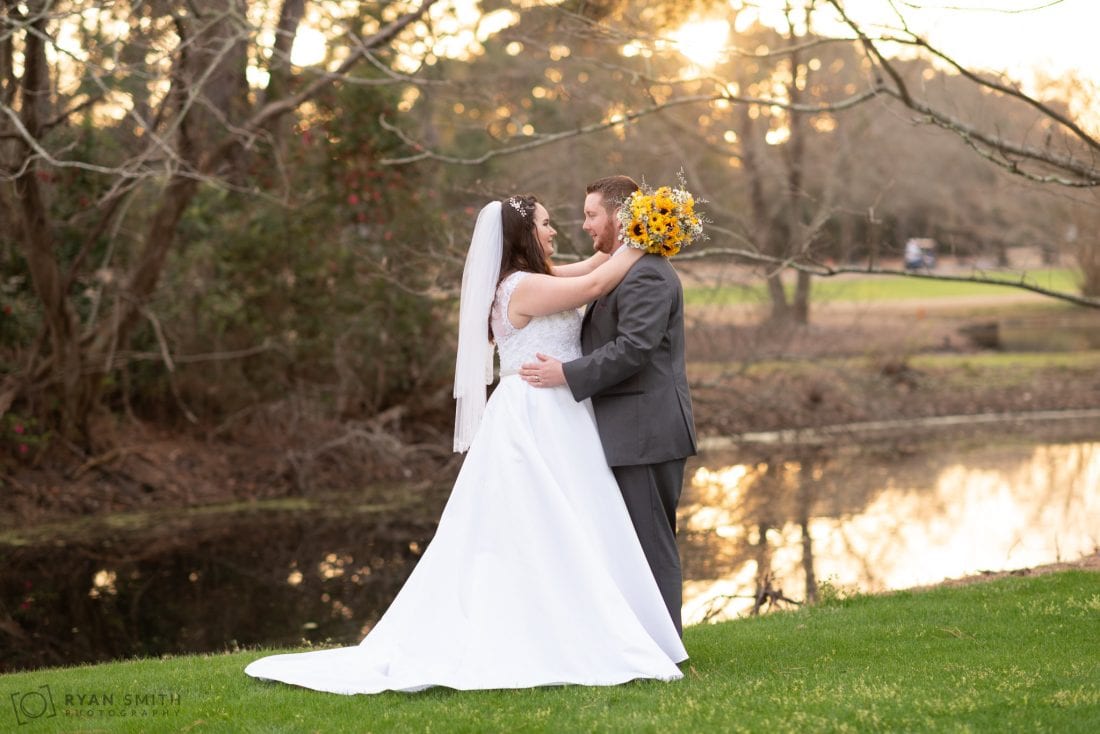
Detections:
681,437,1100,624
1,432,1097,673
0,497,441,674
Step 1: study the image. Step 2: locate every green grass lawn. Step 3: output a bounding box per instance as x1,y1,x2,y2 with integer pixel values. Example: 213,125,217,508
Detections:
906,349,1100,371
2,571,1097,732
689,349,1100,382
685,268,1083,306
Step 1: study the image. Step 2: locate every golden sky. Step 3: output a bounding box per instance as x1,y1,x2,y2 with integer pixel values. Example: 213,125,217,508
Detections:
285,0,1098,99
808,0,1098,88
658,1,1099,92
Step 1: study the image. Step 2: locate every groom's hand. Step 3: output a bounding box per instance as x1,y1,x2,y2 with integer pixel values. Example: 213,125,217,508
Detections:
520,353,565,388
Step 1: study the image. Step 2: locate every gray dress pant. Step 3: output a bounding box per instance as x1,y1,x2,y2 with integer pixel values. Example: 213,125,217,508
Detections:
611,458,686,636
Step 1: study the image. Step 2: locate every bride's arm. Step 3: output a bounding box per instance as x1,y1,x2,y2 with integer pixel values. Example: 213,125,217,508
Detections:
550,252,609,277
510,249,643,318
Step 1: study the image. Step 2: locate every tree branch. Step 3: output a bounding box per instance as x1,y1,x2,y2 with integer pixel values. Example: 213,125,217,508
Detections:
202,0,439,172
827,0,1099,186
680,247,1100,309
380,87,879,166
901,33,1098,155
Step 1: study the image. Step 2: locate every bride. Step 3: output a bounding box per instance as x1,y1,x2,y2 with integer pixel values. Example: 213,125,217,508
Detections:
244,195,687,694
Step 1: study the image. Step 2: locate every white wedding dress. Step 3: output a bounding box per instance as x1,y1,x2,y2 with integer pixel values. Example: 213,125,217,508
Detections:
245,271,687,694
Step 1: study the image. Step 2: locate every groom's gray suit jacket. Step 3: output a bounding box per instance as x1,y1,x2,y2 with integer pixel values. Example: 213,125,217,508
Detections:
562,253,696,466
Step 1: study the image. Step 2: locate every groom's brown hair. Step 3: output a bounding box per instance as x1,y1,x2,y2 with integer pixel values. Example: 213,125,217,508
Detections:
586,175,640,213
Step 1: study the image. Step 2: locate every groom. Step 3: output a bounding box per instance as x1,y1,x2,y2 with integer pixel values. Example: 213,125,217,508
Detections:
521,175,697,635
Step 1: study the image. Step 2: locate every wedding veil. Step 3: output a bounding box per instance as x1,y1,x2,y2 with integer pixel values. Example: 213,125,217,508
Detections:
453,201,503,452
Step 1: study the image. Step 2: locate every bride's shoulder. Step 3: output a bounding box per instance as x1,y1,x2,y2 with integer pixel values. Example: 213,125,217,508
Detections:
497,270,530,296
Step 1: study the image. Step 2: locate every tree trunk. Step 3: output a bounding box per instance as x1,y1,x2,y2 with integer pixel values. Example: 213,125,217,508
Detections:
84,2,249,425
792,269,812,324
867,210,881,270
738,103,790,321
764,268,790,322
11,11,94,436
0,0,16,107
783,11,811,325
1068,208,1100,297
260,0,307,154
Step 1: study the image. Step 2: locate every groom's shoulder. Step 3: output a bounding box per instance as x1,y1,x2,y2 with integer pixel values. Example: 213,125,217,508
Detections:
633,253,671,272
630,253,678,283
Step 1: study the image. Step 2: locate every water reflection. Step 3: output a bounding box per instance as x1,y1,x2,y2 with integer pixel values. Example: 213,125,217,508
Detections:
0,508,437,673
3,439,1097,672
681,441,1100,624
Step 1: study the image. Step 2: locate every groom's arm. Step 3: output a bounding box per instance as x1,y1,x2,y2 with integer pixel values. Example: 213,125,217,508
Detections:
562,263,673,402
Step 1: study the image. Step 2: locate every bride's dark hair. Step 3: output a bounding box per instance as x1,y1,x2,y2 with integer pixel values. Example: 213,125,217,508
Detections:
499,194,551,282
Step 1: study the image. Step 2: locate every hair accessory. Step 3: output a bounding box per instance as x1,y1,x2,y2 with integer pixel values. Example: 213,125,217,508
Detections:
507,197,526,215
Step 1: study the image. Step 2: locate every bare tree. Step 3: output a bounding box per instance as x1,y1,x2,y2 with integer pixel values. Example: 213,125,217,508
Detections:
377,0,1100,310
826,0,1099,188
0,0,439,439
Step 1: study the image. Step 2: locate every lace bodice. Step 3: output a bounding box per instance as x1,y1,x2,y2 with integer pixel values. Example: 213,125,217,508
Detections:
491,271,583,375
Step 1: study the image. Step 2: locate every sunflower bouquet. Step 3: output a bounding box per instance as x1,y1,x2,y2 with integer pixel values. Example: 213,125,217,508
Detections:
618,179,705,257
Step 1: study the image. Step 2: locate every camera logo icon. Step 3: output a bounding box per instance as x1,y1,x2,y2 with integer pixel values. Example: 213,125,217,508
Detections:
10,685,57,725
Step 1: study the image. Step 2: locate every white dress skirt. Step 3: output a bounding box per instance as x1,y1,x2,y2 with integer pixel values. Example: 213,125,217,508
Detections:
245,274,686,694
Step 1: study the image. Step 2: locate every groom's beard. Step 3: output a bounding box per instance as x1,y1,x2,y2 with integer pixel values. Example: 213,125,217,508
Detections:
594,221,617,254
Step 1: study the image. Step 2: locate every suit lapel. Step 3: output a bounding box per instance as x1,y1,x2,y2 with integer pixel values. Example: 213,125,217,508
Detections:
582,297,597,327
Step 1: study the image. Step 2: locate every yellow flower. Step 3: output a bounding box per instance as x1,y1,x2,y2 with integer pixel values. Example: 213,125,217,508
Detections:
616,179,704,258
